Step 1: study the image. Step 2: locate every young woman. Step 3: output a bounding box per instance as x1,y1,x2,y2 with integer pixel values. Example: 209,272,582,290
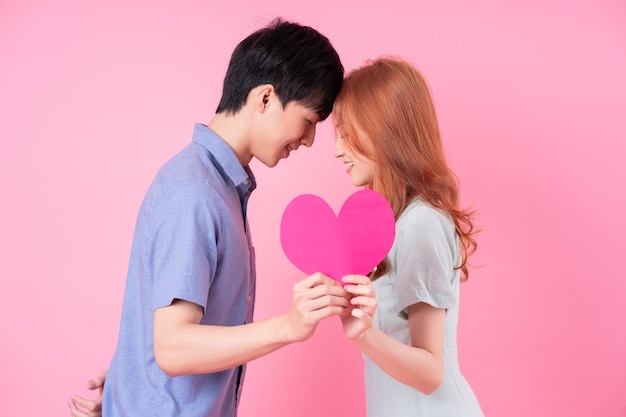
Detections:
335,57,484,417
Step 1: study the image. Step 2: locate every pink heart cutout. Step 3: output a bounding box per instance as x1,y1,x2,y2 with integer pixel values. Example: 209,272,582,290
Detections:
280,190,396,282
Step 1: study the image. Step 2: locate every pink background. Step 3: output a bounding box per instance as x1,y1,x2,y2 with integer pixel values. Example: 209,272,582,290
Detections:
1,1,625,416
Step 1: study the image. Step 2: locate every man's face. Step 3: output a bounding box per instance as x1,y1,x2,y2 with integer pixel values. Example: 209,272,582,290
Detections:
253,100,320,167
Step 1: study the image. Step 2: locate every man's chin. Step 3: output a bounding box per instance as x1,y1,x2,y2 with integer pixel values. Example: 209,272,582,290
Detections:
257,156,280,168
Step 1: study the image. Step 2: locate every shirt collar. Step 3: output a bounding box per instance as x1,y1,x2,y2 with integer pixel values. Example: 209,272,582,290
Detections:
191,123,256,196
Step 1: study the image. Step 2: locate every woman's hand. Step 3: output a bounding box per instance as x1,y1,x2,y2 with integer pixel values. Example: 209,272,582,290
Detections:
340,274,377,340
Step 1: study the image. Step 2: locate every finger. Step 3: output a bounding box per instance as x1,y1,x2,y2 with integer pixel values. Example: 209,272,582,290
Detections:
344,283,375,299
294,283,349,305
86,370,107,390
72,395,102,411
349,292,378,315
296,272,341,290
297,293,352,315
346,308,374,336
351,307,366,318
352,306,375,323
68,398,88,417
341,274,371,285
350,301,376,316
350,294,377,306
304,303,348,323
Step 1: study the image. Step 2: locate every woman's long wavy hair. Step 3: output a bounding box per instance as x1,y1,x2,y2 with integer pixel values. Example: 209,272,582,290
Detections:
333,57,478,281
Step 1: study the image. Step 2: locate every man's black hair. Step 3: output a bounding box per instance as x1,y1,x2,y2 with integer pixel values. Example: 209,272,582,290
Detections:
216,18,344,120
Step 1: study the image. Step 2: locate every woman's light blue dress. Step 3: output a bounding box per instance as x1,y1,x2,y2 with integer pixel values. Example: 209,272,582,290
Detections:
364,200,484,417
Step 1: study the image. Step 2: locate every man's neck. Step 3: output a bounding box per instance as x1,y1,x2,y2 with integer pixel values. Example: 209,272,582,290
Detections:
208,112,253,167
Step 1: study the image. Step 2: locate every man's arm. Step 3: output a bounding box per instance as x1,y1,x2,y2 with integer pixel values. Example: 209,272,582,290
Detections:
67,273,349,413
154,272,350,376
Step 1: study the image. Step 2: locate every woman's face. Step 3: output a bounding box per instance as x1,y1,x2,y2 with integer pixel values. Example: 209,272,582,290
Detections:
333,134,375,187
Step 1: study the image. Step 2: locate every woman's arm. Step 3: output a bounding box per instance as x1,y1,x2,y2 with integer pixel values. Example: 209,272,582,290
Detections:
346,298,446,395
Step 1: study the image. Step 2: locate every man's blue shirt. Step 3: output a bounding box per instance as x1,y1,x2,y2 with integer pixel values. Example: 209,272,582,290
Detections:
103,123,256,416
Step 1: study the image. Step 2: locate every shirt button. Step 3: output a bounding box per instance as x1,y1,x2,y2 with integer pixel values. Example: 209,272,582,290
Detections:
243,179,250,185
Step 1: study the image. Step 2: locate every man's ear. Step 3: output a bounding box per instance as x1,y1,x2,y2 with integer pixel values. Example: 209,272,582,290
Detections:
254,84,275,112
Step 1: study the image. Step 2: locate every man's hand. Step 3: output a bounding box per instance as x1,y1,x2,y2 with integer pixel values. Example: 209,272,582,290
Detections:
68,370,106,417
285,272,351,342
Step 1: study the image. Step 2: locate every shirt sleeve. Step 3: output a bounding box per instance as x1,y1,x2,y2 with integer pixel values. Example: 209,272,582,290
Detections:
392,203,459,317
149,180,222,312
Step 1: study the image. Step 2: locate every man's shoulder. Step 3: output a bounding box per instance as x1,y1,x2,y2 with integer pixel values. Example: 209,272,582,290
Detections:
140,144,227,209
159,142,225,185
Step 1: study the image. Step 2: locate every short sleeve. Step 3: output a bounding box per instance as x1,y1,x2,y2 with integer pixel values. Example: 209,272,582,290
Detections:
150,181,221,312
392,203,459,316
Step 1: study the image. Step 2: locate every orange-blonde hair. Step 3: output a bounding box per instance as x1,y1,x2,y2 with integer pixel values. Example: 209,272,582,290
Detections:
333,57,478,281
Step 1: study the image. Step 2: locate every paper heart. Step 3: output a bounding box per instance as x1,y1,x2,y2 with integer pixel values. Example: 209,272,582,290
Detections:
280,190,396,282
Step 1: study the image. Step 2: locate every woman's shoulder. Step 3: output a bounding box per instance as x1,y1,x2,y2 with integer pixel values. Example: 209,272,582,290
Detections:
396,199,456,243
399,199,450,226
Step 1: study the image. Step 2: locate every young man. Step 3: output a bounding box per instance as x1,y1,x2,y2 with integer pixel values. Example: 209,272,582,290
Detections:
70,19,348,417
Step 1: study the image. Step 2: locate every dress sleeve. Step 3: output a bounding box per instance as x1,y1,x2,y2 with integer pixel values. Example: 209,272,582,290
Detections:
392,203,459,317
149,180,221,312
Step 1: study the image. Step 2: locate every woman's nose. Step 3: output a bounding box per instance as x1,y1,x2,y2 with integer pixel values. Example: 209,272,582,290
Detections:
334,137,344,158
